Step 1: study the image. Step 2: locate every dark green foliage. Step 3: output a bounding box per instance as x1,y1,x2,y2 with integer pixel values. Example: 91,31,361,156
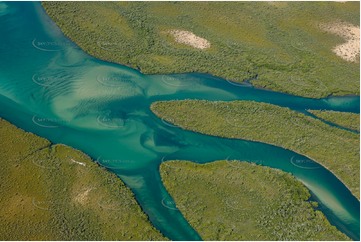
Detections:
42,1,359,98
309,110,360,132
151,100,359,198
160,160,350,240
0,118,166,240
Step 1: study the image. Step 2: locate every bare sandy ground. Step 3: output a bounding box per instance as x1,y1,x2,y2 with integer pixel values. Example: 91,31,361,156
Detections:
74,187,93,205
168,30,210,49
320,21,360,62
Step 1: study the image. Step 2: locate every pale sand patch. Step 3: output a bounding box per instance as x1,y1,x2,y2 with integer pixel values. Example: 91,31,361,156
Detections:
168,30,210,49
320,21,360,62
70,158,86,166
74,187,93,205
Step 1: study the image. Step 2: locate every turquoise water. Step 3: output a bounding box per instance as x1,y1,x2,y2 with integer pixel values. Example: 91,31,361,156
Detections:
0,2,359,240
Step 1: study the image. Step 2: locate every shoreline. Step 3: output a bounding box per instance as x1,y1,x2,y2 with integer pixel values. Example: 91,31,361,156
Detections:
0,117,168,240
1,113,358,241
159,160,353,240
41,2,360,100
57,35,361,100
1,2,358,240
151,107,360,201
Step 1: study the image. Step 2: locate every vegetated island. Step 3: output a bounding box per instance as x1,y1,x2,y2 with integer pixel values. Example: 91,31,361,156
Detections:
160,160,350,240
308,110,360,132
151,100,360,198
0,118,167,240
42,1,359,98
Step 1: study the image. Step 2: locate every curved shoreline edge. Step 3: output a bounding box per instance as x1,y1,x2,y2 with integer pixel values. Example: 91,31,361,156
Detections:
150,100,360,200
159,160,351,240
41,2,360,99
0,117,169,240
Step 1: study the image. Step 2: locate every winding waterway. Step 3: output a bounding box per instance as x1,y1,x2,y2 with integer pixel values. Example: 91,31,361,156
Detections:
0,2,359,240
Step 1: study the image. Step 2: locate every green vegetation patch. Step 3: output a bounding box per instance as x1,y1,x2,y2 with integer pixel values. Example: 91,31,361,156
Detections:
42,1,359,98
309,110,360,132
160,160,349,240
0,118,166,240
151,100,359,198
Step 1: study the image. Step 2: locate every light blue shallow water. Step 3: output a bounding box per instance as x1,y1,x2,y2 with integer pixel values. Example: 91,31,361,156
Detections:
0,2,359,240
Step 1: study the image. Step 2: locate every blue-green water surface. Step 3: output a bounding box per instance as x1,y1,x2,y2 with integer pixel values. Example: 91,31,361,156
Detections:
0,2,359,240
